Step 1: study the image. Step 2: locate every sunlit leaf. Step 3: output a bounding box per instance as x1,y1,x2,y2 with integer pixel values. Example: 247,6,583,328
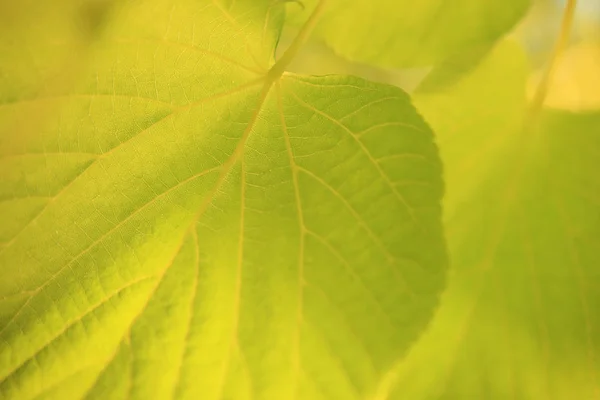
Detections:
0,1,447,399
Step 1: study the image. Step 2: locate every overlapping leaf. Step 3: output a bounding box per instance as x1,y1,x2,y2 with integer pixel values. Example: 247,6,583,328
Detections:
286,0,531,68
0,1,447,399
382,40,600,399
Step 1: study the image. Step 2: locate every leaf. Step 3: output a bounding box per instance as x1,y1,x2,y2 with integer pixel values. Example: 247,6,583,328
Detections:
384,40,600,399
286,0,531,68
0,1,447,399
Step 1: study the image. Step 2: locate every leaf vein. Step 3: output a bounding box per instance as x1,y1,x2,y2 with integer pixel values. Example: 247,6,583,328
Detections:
286,88,422,230
0,276,154,383
277,83,304,399
0,165,221,336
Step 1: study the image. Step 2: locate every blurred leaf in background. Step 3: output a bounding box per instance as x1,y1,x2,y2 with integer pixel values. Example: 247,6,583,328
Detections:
0,0,115,101
286,0,531,68
527,40,600,110
394,30,600,400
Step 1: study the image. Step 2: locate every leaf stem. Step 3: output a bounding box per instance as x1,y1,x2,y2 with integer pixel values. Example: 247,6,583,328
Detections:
529,0,578,114
268,0,327,81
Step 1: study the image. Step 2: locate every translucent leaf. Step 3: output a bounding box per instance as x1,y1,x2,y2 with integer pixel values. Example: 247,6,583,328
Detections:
0,1,447,398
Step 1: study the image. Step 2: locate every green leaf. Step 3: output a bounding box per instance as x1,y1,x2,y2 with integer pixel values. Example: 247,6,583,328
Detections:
388,40,600,399
0,1,447,398
286,0,531,68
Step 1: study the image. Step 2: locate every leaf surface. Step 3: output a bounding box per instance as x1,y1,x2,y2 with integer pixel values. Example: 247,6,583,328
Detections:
0,1,447,399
